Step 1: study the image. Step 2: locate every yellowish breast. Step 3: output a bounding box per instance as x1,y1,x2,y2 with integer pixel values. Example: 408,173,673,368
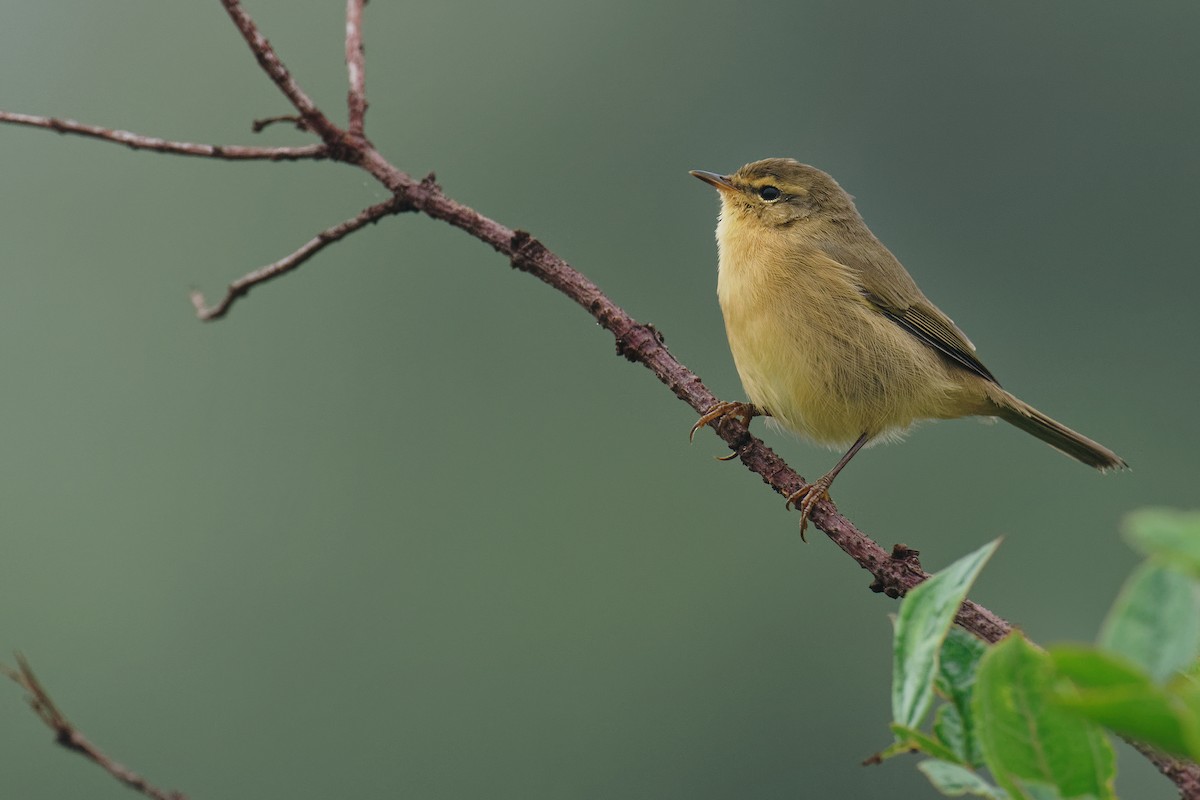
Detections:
714,211,971,447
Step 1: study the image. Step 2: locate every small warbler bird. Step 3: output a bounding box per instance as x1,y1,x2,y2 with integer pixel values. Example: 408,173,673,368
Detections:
690,158,1126,535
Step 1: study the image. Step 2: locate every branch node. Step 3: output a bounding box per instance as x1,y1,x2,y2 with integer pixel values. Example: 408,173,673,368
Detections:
509,229,548,273
873,581,900,599
319,133,361,164
614,322,665,363
866,545,924,597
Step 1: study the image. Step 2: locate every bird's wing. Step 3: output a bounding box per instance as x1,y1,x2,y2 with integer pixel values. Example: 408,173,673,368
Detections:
862,291,999,385
822,239,1000,385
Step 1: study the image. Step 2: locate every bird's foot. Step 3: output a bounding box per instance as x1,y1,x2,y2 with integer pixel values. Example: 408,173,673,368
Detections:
689,401,757,441
784,479,834,542
689,401,759,461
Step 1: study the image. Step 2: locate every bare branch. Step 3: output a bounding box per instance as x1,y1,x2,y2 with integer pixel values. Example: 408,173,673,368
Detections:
345,0,368,137
0,110,326,161
190,194,413,321
251,114,308,133
219,0,345,148
3,655,186,800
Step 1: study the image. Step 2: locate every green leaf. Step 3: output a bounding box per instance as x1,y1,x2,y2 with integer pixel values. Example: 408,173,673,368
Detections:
1124,509,1200,573
1051,645,1200,760
1172,671,1200,732
936,627,988,767
1014,782,1069,800
1098,561,1200,683
890,723,966,765
939,626,989,696
917,759,1008,799
974,633,1116,800
892,539,1000,729
934,704,969,765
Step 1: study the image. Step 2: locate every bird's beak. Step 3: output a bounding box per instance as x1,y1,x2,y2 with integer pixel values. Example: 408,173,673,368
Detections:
690,169,736,193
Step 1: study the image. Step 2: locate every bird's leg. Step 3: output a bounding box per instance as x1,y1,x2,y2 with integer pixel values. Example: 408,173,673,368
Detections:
785,432,870,541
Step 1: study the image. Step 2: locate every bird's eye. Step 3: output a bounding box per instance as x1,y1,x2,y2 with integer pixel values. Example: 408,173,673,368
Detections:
758,185,782,202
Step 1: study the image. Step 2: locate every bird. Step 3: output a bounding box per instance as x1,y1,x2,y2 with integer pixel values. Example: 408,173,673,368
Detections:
690,158,1126,536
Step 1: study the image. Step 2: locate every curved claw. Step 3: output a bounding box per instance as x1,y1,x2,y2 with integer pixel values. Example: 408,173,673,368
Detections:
689,401,756,442
784,481,833,543
782,432,870,542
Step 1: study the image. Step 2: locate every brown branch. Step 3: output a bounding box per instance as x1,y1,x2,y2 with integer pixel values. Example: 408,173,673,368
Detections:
345,0,368,137
0,110,327,161
219,0,347,149
190,193,413,321
1145,746,1200,800
2,655,186,800
251,114,308,133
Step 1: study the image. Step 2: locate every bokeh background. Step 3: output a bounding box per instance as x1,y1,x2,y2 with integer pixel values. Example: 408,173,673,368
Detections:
1,2,1196,798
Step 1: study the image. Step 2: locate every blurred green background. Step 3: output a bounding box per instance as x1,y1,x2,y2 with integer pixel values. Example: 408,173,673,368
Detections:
1,1,1196,798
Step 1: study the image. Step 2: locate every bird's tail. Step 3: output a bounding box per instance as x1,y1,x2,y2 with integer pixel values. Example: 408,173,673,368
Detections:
989,389,1127,472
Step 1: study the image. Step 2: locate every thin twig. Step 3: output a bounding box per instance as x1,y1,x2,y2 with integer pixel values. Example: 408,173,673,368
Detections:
190,194,413,321
251,114,308,133
0,110,326,161
345,0,368,137
2,655,186,800
219,0,346,148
